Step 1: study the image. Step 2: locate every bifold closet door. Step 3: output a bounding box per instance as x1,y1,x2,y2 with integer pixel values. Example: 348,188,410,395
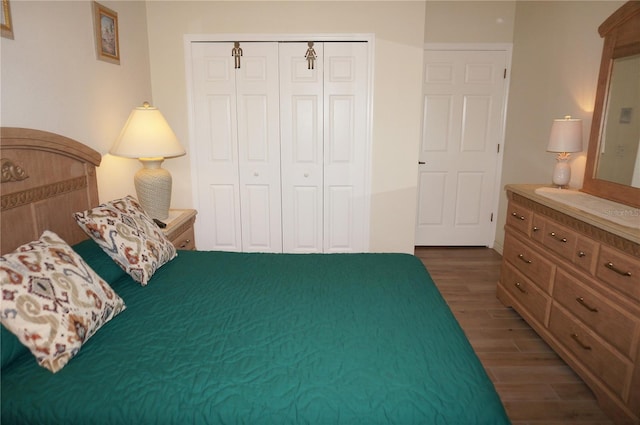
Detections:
191,42,282,252
280,42,369,253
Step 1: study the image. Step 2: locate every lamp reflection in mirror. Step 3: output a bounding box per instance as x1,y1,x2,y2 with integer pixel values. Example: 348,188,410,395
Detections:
547,115,583,188
110,102,185,220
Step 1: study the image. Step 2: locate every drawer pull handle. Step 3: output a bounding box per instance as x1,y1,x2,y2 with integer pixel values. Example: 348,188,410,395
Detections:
576,297,598,313
549,232,567,243
517,254,532,264
511,212,525,221
577,251,586,258
514,282,527,294
532,226,539,232
179,239,191,249
570,333,592,350
605,262,632,277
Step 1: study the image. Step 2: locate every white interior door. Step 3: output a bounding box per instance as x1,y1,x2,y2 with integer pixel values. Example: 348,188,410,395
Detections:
416,49,507,246
191,42,281,252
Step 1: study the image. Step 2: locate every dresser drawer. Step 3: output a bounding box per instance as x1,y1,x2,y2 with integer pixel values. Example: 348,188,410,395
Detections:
596,245,640,302
503,231,554,294
172,227,196,250
500,262,551,325
553,269,637,358
506,201,534,236
530,214,546,244
573,236,599,275
542,221,578,261
549,305,632,400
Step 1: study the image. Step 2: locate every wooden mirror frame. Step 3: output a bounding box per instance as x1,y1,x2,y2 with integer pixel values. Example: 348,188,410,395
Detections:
582,1,640,208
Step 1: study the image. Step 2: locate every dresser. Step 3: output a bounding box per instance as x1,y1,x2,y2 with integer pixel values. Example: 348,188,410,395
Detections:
497,184,640,424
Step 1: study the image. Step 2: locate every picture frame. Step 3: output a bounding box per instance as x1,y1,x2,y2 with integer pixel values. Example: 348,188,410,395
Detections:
619,107,632,124
92,1,119,65
1,0,14,40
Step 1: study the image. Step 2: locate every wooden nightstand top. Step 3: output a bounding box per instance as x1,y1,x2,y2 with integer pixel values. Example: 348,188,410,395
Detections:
163,209,197,229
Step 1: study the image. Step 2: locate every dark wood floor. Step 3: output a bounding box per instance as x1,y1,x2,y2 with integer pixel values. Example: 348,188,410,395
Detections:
414,246,615,425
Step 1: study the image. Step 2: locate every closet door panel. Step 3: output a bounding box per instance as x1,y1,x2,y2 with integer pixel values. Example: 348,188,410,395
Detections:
207,184,241,249
280,43,324,253
236,43,282,252
191,43,242,251
323,42,368,252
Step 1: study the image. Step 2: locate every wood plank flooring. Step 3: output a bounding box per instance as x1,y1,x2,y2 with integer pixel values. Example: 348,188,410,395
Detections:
414,246,615,425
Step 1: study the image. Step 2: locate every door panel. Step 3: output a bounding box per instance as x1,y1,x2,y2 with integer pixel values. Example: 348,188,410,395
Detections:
416,49,507,246
280,43,324,252
236,43,282,252
207,184,240,249
323,42,368,253
192,43,242,251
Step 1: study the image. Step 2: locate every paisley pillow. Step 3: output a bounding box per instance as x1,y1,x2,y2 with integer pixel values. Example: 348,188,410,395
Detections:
73,196,176,285
0,231,126,373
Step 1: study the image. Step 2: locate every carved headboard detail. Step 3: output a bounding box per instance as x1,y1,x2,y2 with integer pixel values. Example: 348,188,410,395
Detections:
1,158,29,183
0,127,102,254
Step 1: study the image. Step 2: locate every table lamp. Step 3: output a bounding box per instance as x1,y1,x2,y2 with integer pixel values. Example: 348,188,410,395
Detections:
547,115,583,188
110,102,185,220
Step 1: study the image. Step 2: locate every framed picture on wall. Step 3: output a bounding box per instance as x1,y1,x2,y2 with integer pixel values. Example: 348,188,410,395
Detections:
92,1,119,64
1,0,14,39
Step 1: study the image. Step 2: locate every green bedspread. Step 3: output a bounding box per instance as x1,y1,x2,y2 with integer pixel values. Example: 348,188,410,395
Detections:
1,242,510,424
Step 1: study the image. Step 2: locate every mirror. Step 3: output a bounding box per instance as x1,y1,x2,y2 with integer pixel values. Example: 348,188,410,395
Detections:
595,54,640,188
582,1,640,208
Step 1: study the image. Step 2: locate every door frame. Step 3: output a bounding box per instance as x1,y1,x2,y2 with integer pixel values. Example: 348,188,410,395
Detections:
420,42,512,248
184,33,375,250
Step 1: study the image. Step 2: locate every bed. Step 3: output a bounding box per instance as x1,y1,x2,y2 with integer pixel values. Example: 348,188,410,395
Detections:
0,127,511,424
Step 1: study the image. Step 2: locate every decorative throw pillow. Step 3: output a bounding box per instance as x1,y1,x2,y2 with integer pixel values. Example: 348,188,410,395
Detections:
73,196,177,285
0,231,126,373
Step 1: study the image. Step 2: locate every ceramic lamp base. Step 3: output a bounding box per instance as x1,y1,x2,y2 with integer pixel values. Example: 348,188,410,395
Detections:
552,159,571,188
134,158,171,220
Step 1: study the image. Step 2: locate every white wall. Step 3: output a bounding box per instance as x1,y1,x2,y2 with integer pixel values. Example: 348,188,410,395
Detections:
494,0,624,253
0,0,152,203
145,1,427,253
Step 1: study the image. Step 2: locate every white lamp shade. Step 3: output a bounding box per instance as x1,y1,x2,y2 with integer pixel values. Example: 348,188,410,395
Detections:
110,102,185,159
547,116,583,153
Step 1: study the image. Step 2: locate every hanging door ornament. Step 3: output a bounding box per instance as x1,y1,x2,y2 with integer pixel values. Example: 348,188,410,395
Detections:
232,42,243,69
305,41,317,70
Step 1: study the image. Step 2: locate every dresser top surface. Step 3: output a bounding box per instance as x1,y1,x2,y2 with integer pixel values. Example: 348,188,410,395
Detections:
506,184,640,245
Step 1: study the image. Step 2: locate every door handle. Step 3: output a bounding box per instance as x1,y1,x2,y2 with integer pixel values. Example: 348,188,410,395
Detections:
418,161,425,165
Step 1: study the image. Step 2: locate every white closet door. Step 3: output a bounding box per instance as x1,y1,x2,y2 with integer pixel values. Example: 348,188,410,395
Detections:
280,43,325,253
191,42,281,252
236,43,282,252
323,42,368,252
280,42,369,253
191,42,242,251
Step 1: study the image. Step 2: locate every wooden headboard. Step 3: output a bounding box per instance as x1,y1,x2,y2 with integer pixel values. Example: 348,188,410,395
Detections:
1,127,101,255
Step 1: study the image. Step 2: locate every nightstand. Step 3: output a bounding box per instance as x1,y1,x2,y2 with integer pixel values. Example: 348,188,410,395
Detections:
162,209,197,250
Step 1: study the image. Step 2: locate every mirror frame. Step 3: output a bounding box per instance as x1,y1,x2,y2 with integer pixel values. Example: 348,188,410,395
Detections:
582,1,640,208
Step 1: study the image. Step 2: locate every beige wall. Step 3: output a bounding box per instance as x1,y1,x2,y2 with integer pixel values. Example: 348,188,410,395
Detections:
493,0,624,253
145,1,427,253
0,0,153,203
1,0,627,254
425,1,516,43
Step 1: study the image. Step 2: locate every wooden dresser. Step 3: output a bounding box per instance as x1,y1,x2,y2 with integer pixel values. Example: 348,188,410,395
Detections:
498,184,640,424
